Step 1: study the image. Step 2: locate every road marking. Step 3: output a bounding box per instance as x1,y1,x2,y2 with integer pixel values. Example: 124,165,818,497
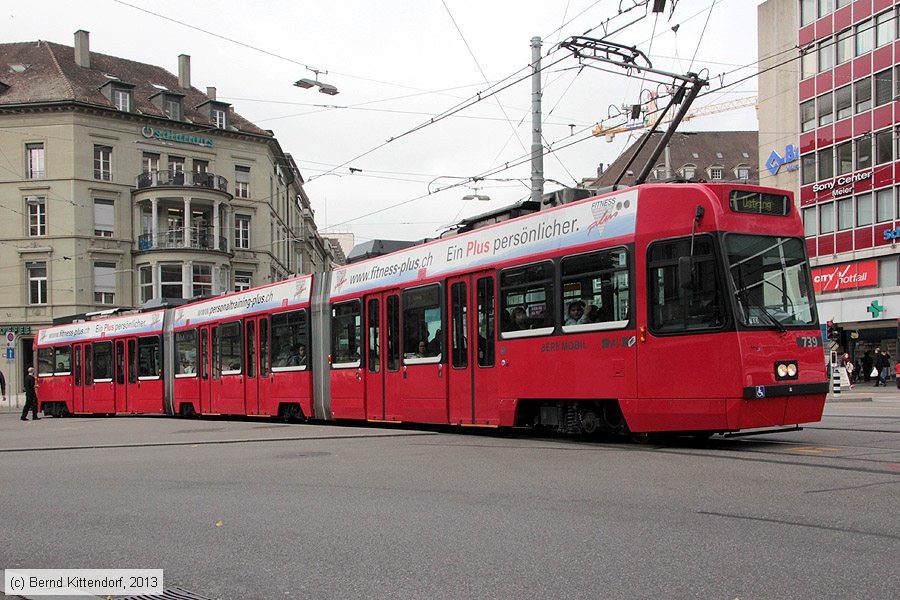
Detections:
788,446,839,453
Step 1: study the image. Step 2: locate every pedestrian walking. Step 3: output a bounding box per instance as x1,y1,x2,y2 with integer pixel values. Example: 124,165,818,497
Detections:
874,348,888,387
0,368,6,403
21,366,39,421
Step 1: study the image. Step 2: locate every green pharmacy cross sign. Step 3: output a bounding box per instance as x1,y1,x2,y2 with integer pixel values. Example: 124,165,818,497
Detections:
867,300,885,318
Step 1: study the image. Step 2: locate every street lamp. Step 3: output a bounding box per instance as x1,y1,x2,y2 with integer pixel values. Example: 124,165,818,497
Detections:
294,68,339,96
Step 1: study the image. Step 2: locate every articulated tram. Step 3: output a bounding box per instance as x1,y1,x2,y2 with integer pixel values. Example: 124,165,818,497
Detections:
35,182,828,436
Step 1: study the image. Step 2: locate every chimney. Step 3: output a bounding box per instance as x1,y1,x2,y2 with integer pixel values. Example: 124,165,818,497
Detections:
206,86,216,101
74,30,90,68
597,163,605,177
178,54,191,89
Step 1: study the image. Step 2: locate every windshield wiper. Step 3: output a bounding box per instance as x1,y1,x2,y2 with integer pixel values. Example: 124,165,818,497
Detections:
734,289,786,333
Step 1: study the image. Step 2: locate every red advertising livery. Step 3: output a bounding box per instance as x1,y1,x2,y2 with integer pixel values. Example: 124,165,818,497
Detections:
35,183,828,437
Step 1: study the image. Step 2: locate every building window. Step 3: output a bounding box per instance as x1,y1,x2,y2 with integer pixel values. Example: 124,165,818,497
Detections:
212,108,226,129
818,147,833,180
857,136,872,170
837,142,853,175
168,155,185,173
802,154,816,185
193,159,209,175
26,261,47,304
835,85,852,121
709,166,723,180
26,196,46,237
879,258,898,287
682,165,696,179
94,199,114,237
113,88,131,112
876,11,895,48
26,143,45,179
803,207,816,237
736,166,751,181
876,188,893,223
837,198,852,230
835,0,850,9
855,77,872,113
856,19,874,56
819,202,834,234
234,270,252,292
235,215,250,249
160,263,183,299
875,69,893,107
856,192,873,226
654,165,667,180
93,145,112,181
817,0,833,19
800,99,816,132
93,262,116,305
235,166,250,198
139,265,154,304
836,29,853,64
143,152,160,174
192,264,212,297
876,130,893,165
800,0,815,26
817,92,833,126
817,40,834,72
164,96,182,120
801,48,816,80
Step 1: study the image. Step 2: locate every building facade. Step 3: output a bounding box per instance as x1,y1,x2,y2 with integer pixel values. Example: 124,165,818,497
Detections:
0,31,331,373
758,0,900,361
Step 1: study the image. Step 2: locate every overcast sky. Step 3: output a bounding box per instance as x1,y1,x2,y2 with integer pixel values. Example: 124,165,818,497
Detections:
6,0,763,244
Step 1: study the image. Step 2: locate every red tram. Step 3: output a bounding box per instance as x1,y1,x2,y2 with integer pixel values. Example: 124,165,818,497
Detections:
35,183,828,436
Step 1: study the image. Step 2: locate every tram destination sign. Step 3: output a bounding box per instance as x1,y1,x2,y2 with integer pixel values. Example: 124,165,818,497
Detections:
37,311,165,345
330,188,639,297
729,190,790,216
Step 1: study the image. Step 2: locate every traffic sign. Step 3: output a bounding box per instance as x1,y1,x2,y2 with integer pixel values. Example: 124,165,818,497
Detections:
5,331,14,346
5,347,14,361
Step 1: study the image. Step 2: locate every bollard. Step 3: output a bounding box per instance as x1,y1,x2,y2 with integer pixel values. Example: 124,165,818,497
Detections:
832,365,841,396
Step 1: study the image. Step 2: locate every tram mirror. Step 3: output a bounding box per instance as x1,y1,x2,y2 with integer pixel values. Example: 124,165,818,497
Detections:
678,256,695,289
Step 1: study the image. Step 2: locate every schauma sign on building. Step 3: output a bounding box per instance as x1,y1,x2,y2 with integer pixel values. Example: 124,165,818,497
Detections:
330,189,639,298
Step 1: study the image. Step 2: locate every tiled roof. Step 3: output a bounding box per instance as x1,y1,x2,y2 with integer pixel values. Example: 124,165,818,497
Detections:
0,40,271,137
586,130,759,187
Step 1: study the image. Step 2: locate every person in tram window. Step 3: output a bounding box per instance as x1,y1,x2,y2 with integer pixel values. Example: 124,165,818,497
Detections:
427,329,441,355
417,340,428,357
585,304,599,324
295,344,307,366
180,358,195,374
565,300,589,325
510,307,528,330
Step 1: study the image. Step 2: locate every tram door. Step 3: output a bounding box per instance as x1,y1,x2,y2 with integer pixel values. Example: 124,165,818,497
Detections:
214,321,245,415
85,340,115,413
73,344,85,413
364,292,402,420
447,273,499,424
243,317,272,415
199,325,213,413
114,339,128,412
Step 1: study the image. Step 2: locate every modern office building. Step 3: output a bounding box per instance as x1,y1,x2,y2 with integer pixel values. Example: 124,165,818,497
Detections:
0,30,331,372
758,0,900,360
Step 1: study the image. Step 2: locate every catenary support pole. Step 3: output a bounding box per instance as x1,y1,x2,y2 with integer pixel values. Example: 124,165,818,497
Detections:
530,36,543,204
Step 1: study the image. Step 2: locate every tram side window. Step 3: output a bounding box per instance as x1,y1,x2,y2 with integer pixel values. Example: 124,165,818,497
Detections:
272,309,309,370
500,262,554,337
331,302,361,367
93,341,114,381
128,339,137,384
477,277,495,367
84,346,93,386
74,347,81,387
54,345,72,375
37,347,54,376
175,330,198,376
561,248,630,331
648,236,726,334
451,282,468,369
138,336,161,378
368,299,380,373
259,318,269,377
403,284,442,361
387,295,400,371
218,322,242,374
116,341,125,385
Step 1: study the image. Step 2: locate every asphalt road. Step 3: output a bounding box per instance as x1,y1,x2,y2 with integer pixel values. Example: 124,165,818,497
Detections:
0,403,898,600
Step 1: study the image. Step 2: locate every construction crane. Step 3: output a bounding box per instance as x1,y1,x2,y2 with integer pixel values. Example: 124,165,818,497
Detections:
592,96,758,140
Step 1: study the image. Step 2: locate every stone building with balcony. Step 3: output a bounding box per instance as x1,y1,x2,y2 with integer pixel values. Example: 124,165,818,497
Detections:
0,30,331,371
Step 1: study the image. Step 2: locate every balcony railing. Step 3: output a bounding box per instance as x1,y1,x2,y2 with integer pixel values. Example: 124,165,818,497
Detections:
137,227,229,252
135,169,229,193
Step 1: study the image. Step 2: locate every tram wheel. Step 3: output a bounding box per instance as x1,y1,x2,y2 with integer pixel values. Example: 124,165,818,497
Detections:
580,410,600,435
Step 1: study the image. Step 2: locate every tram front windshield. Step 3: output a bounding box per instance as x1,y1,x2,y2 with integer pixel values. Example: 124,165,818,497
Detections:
725,234,816,329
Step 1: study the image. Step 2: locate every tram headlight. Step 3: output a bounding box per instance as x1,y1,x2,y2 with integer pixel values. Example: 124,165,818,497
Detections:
775,360,799,380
